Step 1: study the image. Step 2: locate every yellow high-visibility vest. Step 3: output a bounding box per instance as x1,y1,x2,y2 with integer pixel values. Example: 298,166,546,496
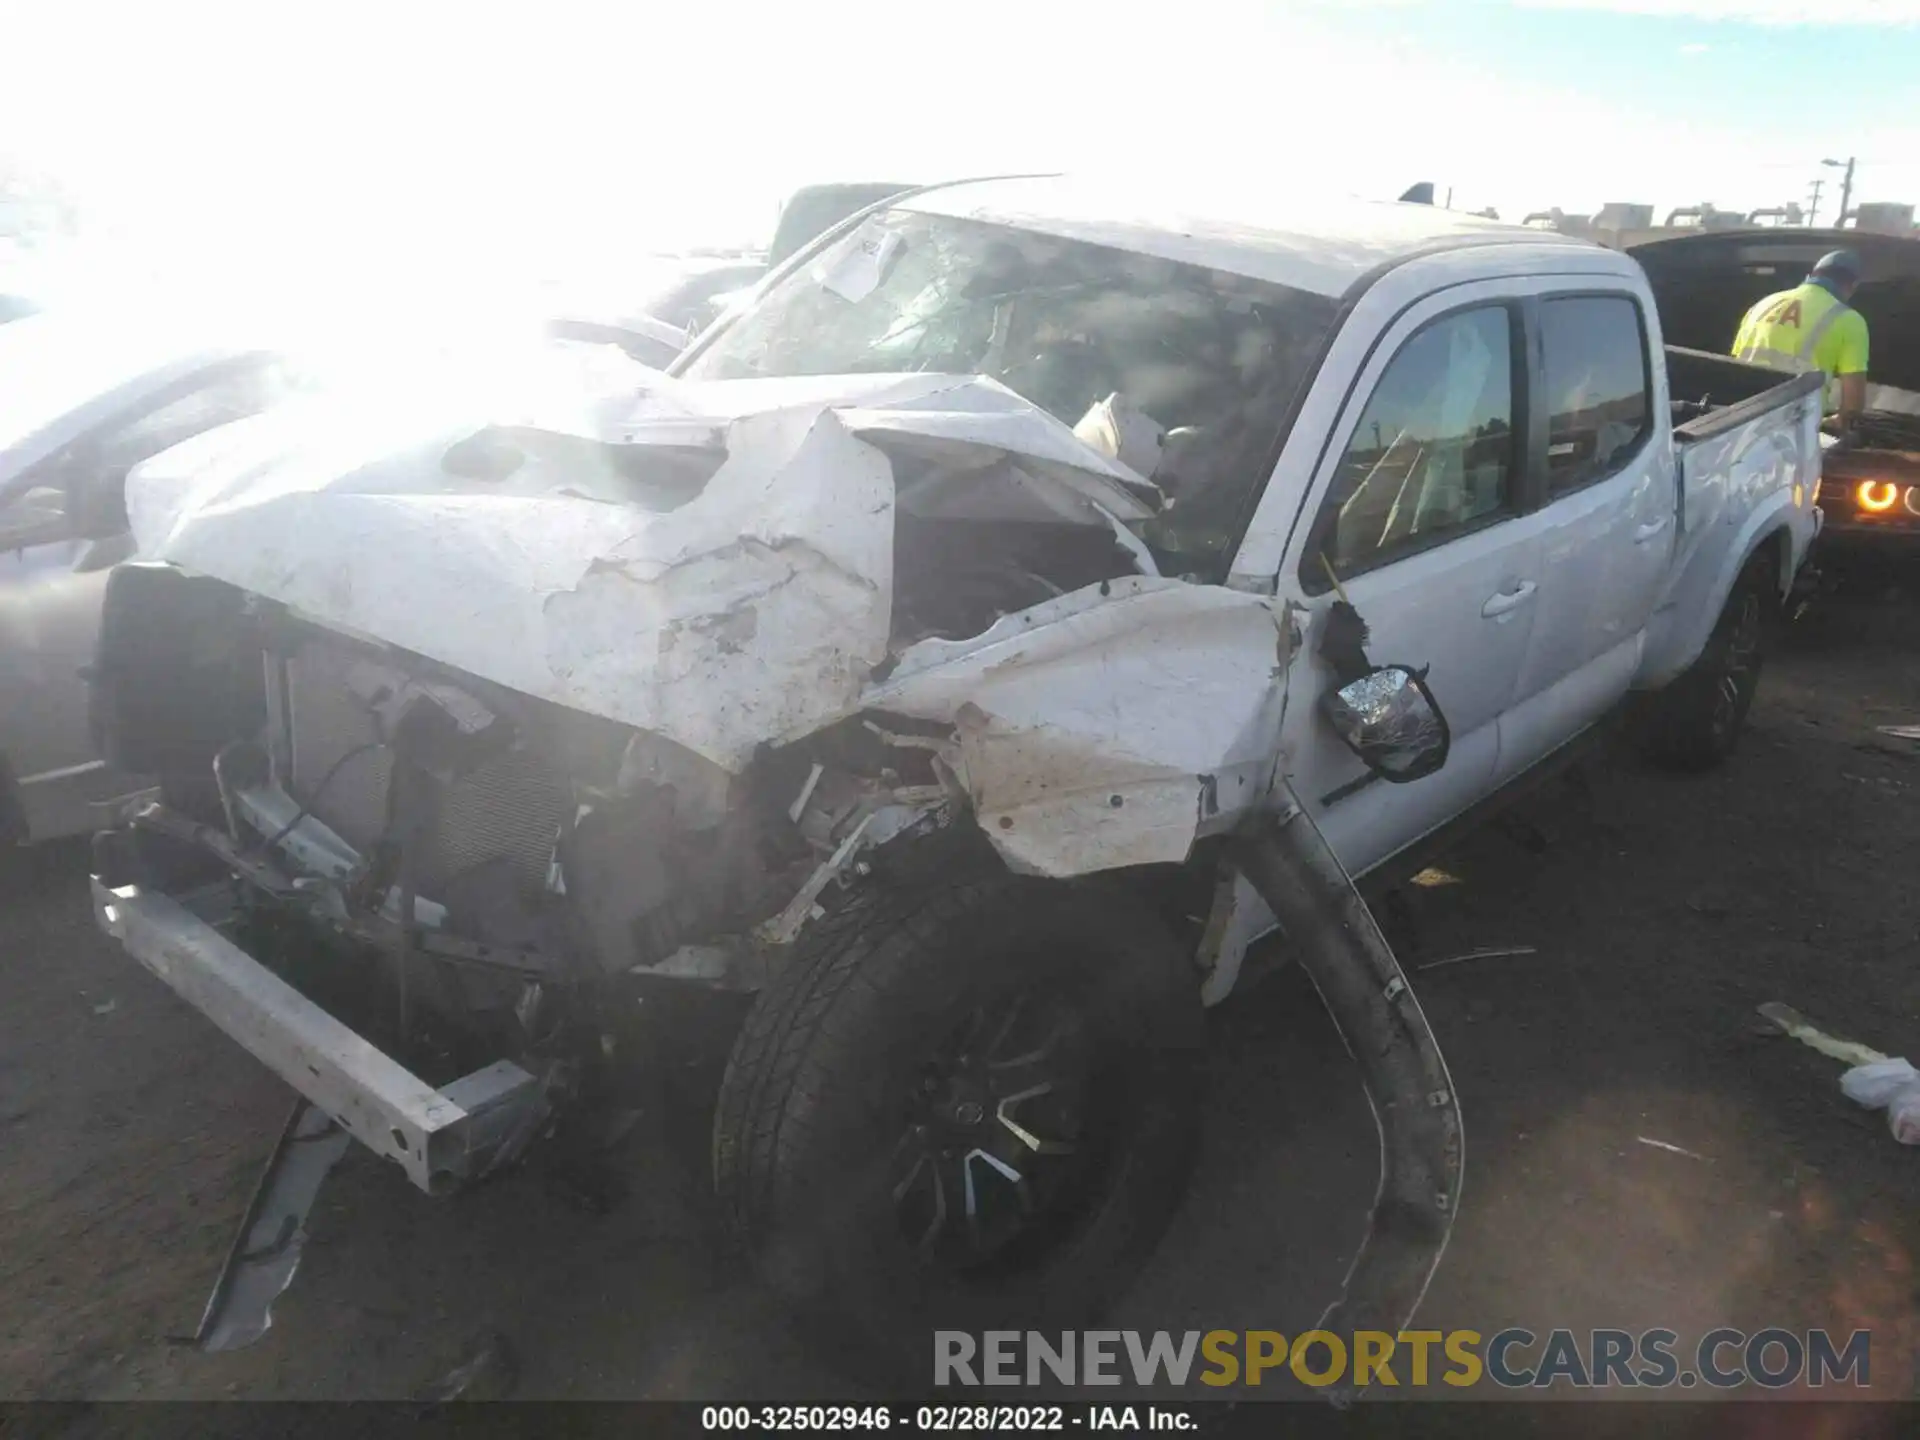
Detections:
1732,282,1869,411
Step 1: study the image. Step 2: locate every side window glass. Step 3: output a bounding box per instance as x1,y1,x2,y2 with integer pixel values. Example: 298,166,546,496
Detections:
1306,305,1515,589
1542,296,1651,497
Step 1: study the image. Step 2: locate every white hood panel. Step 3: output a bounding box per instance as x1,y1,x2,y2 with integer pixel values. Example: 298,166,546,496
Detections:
127,370,1157,772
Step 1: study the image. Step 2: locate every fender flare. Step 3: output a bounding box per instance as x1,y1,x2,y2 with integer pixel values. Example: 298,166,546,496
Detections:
1228,779,1462,1406
1637,502,1797,692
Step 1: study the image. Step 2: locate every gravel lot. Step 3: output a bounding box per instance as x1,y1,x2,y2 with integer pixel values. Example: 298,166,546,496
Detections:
5,593,1920,1402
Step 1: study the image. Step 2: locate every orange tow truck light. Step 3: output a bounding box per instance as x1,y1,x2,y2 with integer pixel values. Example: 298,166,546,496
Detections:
1857,480,1900,513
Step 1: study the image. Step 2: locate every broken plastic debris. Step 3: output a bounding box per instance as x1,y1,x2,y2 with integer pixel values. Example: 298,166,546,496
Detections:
1840,1058,1920,1146
90,997,117,1016
196,1101,351,1351
814,221,903,304
416,1331,519,1403
1635,1135,1708,1162
1071,392,1165,480
1414,946,1537,972
1755,1002,1889,1067
1758,1005,1919,1147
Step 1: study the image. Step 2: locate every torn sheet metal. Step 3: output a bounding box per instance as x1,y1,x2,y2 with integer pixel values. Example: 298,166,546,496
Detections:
620,370,1161,518
864,576,1290,876
1196,868,1278,1007
1229,786,1462,1407
196,1099,351,1352
128,369,1160,773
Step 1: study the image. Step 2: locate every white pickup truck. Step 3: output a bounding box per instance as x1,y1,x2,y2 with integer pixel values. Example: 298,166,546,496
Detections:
86,176,1822,1371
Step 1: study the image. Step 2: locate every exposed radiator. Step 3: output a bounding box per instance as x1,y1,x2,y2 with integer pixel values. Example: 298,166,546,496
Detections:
284,636,570,900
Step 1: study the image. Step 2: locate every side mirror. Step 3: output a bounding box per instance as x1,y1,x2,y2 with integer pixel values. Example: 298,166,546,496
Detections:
1323,664,1451,783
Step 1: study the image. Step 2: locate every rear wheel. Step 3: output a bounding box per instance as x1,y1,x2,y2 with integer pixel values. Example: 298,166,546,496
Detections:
1637,551,1775,771
713,873,1204,1379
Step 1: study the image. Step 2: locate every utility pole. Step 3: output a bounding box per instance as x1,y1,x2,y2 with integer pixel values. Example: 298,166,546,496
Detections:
1808,178,1824,227
1823,156,1856,226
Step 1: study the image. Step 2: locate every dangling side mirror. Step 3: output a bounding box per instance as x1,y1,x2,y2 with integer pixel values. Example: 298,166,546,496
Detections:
1322,663,1451,783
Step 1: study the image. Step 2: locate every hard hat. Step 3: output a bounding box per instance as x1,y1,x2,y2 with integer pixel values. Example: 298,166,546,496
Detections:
1812,249,1863,282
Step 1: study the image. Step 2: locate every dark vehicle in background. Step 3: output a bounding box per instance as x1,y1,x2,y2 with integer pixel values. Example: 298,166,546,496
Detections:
551,183,913,368
549,256,766,367
767,182,913,267
1633,228,1920,567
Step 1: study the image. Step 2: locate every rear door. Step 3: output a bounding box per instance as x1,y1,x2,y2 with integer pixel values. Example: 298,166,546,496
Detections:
1497,290,1674,777
1277,287,1545,874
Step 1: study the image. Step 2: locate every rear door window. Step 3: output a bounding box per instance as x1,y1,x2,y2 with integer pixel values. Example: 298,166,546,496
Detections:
1541,295,1652,497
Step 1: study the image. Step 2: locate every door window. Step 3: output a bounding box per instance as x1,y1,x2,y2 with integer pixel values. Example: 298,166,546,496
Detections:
1303,305,1517,591
1541,295,1652,497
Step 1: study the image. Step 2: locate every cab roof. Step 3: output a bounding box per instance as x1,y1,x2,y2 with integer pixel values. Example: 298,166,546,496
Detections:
900,174,1594,299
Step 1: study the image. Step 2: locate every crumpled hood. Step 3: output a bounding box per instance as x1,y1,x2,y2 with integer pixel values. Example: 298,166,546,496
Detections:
128,369,1160,772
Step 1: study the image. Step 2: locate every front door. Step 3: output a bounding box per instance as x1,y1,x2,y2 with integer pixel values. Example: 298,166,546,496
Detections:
1275,290,1546,875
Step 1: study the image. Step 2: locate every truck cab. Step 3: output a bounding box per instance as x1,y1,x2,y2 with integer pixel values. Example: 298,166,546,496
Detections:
85,175,1822,1374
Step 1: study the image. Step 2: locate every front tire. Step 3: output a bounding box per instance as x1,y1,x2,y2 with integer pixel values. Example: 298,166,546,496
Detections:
1637,551,1775,771
713,873,1204,1379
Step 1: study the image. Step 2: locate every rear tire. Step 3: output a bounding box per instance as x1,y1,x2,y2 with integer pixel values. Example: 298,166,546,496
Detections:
713,872,1205,1381
1637,551,1775,772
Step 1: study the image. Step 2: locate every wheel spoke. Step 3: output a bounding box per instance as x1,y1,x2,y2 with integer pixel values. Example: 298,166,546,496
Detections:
996,1082,1077,1156
891,1146,929,1204
984,994,1027,1057
961,1152,984,1251
966,1146,1033,1228
1717,672,1741,718
985,1016,1072,1096
905,1152,948,1256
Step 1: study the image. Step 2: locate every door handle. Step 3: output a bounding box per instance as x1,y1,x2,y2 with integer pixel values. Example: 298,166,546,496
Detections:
1634,516,1673,544
1481,580,1537,618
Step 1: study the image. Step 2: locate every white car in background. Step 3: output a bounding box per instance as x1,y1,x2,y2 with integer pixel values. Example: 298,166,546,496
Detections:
0,314,296,842
0,306,665,845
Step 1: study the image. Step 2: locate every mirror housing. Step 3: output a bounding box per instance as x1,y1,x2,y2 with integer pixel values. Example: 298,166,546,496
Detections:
1322,664,1451,783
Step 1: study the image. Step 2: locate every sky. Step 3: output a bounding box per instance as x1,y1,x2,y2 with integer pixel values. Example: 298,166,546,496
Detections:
1,0,1916,317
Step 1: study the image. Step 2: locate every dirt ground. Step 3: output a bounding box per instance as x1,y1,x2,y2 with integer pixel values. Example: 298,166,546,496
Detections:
6,586,1920,1403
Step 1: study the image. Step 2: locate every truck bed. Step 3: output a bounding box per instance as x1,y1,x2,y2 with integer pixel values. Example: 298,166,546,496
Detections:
1634,346,1824,690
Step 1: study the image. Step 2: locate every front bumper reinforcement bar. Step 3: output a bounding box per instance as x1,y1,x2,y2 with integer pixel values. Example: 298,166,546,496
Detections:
92,877,547,1195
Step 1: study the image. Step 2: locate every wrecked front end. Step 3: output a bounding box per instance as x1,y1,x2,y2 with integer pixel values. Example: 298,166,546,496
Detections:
88,372,1291,1197
85,360,1467,1388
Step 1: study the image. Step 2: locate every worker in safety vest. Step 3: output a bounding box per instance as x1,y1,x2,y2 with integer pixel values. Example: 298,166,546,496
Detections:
1732,249,1870,436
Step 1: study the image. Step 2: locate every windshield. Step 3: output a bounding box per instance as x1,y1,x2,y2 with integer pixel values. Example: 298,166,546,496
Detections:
683,210,1341,574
